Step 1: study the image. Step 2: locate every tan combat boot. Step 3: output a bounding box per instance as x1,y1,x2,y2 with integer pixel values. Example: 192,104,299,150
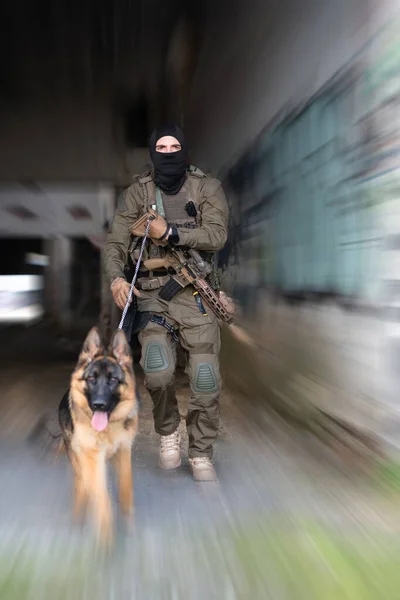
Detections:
159,429,182,470
189,457,217,482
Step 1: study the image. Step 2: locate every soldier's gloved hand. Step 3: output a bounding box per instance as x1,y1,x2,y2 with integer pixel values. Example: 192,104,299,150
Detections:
148,209,171,240
111,277,140,310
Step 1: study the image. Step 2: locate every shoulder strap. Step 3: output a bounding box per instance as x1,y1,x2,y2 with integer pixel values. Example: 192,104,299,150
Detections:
138,174,153,184
188,165,206,178
137,171,159,213
155,187,166,217
138,178,151,212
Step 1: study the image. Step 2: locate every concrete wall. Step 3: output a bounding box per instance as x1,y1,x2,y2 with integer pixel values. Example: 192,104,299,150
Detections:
0,98,150,184
188,0,400,448
0,0,186,184
187,0,397,175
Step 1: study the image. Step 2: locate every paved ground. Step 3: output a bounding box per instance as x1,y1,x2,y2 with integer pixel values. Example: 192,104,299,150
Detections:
0,323,307,531
0,322,398,598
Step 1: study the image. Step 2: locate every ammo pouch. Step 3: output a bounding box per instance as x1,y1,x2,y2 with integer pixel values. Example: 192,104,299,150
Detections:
137,273,186,301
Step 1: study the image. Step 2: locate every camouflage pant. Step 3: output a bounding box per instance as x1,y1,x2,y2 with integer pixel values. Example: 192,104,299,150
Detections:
137,286,221,458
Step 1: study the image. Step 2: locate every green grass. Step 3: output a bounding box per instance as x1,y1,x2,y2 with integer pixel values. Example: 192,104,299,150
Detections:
1,519,399,599
375,457,400,494
0,536,101,600
229,519,400,599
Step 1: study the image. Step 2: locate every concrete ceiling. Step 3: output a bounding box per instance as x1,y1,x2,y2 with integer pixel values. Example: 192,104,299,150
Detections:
0,1,202,183
0,182,116,238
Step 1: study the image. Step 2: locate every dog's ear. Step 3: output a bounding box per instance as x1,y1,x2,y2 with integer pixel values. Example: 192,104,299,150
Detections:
78,327,103,365
110,329,132,367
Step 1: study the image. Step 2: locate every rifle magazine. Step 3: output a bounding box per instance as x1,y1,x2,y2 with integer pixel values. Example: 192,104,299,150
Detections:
158,277,185,301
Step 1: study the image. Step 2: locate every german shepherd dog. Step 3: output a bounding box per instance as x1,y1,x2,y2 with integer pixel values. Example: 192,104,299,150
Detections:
58,327,138,546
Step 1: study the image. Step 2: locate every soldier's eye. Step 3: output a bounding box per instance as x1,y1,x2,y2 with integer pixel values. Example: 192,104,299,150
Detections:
88,376,96,384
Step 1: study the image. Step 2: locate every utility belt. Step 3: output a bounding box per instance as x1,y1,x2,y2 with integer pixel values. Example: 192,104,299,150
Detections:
136,273,170,291
136,271,189,303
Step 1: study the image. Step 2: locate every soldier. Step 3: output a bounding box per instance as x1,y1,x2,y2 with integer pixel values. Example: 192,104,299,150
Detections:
104,124,229,481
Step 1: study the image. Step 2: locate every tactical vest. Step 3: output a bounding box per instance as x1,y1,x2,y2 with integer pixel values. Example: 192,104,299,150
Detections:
129,166,220,290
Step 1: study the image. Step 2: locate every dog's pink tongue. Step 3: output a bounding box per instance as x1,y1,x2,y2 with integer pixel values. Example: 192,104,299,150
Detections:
91,411,108,432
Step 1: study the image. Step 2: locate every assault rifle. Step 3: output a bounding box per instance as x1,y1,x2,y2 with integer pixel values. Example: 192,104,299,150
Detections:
129,211,235,323
142,247,235,325
129,212,255,345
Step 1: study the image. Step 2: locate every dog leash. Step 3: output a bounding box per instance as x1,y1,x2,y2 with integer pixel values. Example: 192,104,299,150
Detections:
118,217,153,330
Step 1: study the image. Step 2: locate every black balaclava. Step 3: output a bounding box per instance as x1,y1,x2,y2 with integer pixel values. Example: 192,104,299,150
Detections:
149,124,188,195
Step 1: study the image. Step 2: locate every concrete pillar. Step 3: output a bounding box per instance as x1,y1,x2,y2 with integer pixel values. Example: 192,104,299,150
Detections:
99,248,115,341
97,184,120,341
44,236,73,330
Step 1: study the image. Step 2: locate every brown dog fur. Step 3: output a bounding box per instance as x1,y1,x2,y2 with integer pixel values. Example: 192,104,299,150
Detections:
59,327,138,547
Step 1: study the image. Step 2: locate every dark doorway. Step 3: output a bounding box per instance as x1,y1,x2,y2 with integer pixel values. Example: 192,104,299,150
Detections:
70,238,101,322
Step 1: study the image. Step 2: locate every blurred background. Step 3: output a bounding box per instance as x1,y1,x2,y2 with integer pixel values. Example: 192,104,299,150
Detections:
0,0,400,597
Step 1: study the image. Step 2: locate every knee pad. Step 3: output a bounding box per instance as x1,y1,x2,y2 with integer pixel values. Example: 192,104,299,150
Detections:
143,342,169,373
192,362,219,394
142,341,175,390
